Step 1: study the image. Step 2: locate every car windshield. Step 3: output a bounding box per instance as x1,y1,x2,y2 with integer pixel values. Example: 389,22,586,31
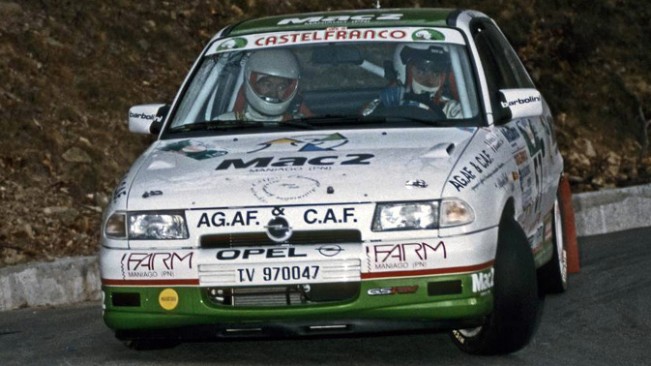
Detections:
167,27,481,135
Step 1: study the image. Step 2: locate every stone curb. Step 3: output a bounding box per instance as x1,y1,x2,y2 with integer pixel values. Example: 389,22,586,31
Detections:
571,184,651,237
1,183,650,312
0,256,100,311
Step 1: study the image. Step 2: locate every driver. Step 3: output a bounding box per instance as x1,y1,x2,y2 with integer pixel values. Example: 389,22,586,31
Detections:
363,44,461,119
221,48,311,122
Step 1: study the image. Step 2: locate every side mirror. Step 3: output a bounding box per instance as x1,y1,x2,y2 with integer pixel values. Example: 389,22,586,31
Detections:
128,104,169,135
498,89,543,122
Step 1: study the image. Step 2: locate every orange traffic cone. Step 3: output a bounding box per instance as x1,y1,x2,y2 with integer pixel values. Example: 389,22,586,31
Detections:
560,174,580,273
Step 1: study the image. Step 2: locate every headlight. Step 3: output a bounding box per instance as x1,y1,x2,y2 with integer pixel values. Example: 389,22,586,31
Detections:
372,199,475,232
128,211,189,240
372,201,439,231
105,212,127,239
439,198,475,227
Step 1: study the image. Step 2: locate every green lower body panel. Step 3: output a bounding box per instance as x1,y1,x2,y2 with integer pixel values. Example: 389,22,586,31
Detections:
103,271,494,338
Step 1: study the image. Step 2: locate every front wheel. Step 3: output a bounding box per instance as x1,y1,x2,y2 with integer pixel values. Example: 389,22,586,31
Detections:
450,217,543,355
538,194,569,293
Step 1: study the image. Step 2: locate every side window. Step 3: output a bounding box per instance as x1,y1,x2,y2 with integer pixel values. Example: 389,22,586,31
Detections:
473,22,506,115
473,20,535,89
473,20,536,120
489,24,535,89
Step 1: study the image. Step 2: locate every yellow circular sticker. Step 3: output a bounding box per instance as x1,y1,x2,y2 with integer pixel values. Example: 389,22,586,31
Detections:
158,288,179,311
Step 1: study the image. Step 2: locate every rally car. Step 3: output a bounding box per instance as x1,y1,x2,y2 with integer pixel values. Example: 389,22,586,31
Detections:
100,8,569,354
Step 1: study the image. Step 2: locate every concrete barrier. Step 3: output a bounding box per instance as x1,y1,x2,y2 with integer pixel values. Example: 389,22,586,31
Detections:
572,184,651,237
0,256,100,311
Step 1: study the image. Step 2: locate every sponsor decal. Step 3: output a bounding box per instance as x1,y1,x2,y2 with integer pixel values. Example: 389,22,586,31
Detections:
215,247,307,261
197,210,260,228
368,241,447,271
253,28,408,47
303,207,357,224
128,111,158,121
158,288,179,310
249,133,348,153
514,149,528,165
216,153,374,171
277,13,404,25
517,119,545,157
448,150,494,191
494,171,510,190
120,252,194,279
412,28,445,41
484,132,505,153
470,162,505,192
516,120,545,215
196,206,358,229
405,179,428,189
501,95,541,109
159,140,228,160
499,124,521,143
251,175,320,203
112,179,127,203
209,27,466,55
471,268,494,293
216,37,247,51
142,190,162,199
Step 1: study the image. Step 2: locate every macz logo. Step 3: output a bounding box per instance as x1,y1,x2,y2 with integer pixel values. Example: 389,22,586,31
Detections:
216,154,374,170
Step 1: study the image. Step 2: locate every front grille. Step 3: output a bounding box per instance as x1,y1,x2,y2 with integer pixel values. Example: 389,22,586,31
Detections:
201,230,362,248
205,282,360,307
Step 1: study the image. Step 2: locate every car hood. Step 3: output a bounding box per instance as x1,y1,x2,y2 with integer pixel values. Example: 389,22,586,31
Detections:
125,128,476,210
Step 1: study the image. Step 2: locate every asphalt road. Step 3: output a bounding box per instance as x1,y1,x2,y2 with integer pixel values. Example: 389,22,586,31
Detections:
1,227,650,366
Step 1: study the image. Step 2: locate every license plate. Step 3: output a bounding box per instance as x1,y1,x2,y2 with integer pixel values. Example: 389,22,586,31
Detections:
199,259,361,286
236,264,320,284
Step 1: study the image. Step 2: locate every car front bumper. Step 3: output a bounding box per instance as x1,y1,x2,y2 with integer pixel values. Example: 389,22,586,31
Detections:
100,227,498,337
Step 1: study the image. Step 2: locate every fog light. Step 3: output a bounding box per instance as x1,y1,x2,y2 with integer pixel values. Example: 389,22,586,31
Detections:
367,285,419,296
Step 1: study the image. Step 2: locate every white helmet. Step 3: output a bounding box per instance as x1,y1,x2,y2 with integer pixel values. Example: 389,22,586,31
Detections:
244,49,300,116
393,44,450,88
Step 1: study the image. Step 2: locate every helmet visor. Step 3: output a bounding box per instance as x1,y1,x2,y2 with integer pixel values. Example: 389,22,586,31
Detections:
400,45,449,73
250,72,298,103
411,59,446,74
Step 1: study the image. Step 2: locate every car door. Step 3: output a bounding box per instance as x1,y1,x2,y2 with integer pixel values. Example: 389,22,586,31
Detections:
471,18,556,246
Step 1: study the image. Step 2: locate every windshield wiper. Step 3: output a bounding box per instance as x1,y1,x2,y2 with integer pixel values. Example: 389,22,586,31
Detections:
383,116,445,127
283,115,389,127
170,119,265,133
276,119,317,130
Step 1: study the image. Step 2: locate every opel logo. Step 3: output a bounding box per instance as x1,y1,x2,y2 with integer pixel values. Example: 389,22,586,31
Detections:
317,244,344,257
265,216,293,243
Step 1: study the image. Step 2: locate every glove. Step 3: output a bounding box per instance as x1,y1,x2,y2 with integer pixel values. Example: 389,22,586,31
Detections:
379,86,405,107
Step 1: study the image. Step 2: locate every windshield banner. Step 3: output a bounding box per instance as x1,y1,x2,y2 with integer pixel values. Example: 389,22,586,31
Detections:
208,27,466,55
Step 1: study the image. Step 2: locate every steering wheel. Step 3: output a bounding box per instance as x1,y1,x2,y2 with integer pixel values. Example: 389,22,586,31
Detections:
371,101,447,122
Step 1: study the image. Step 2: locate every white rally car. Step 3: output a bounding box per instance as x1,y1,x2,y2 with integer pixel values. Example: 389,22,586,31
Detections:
101,8,568,354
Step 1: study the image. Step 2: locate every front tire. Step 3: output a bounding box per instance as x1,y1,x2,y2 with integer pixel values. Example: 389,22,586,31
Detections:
450,216,542,355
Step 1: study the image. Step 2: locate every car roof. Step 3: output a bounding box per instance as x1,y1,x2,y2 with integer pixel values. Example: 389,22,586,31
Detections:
219,8,482,38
